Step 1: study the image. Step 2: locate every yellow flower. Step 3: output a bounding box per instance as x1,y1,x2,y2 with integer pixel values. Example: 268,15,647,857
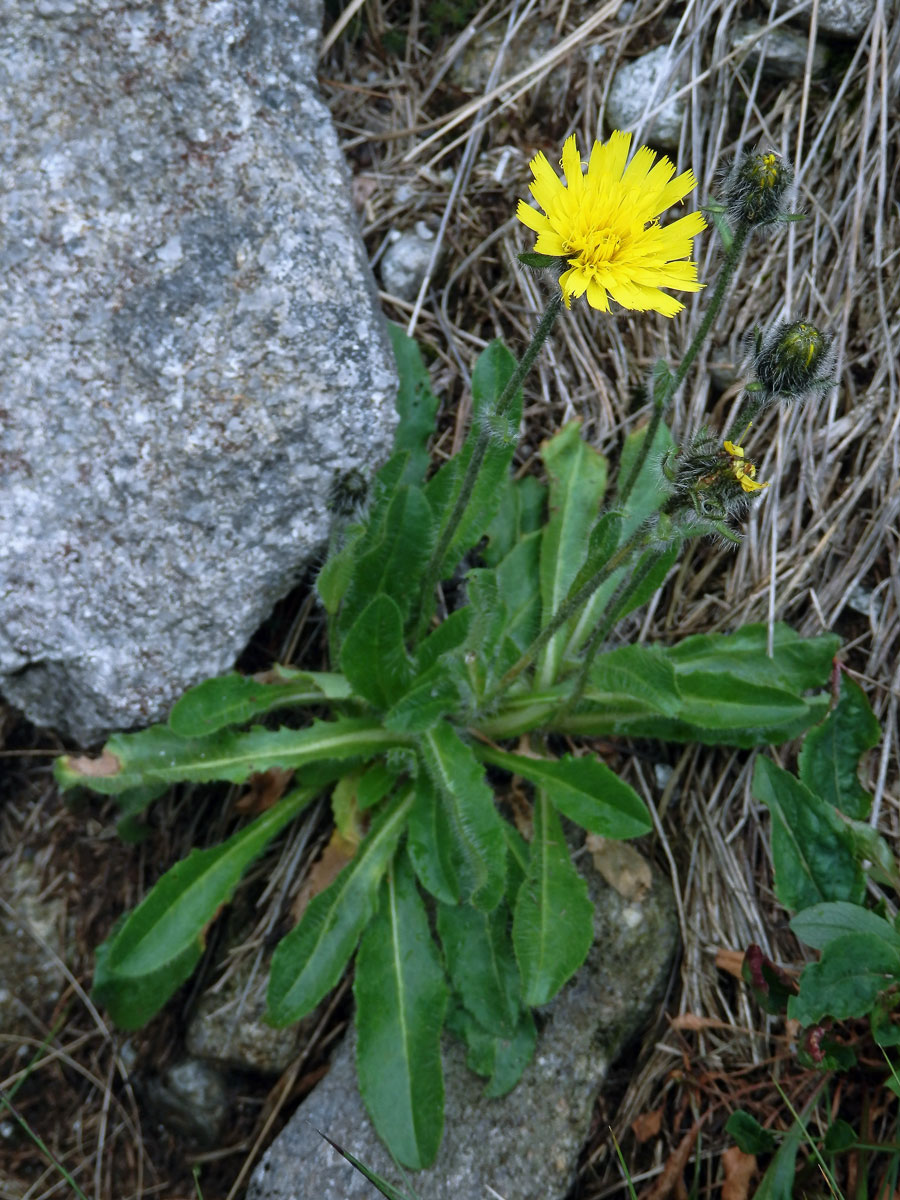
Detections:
516,131,706,317
723,437,768,492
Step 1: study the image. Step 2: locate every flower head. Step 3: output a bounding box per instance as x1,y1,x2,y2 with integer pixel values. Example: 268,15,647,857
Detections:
754,320,833,400
723,434,768,492
516,131,706,317
722,149,793,228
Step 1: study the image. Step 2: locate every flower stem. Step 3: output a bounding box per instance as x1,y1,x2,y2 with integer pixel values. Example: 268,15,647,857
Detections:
414,293,564,640
618,220,751,506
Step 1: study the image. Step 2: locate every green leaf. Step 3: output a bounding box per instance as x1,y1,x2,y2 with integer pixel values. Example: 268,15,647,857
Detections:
617,419,675,536
388,325,440,484
341,595,413,710
317,524,365,616
725,1110,776,1155
587,644,682,718
267,789,414,1024
446,1003,536,1097
494,531,543,654
425,340,522,578
56,717,407,796
313,1132,417,1200
536,421,608,687
437,900,521,1036
790,901,900,952
798,672,880,820
356,761,399,811
464,568,513,698
406,774,461,905
419,723,506,911
788,933,900,1026
823,1119,857,1153
168,669,352,737
355,854,448,1169
483,474,546,567
665,623,840,693
517,250,559,269
384,657,467,734
414,607,472,673
753,757,865,912
513,792,593,1006
339,484,436,635
92,786,317,1029
753,1119,802,1200
476,744,651,839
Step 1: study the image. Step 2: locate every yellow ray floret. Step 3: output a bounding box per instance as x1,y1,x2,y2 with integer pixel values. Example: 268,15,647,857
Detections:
723,438,769,493
516,131,707,316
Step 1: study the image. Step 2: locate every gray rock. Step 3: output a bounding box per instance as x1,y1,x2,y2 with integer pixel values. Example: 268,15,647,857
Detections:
450,21,556,94
0,1,397,743
248,866,678,1200
140,1058,229,1148
731,20,828,79
380,225,437,303
187,946,320,1075
0,862,67,1037
606,46,686,151
811,0,875,37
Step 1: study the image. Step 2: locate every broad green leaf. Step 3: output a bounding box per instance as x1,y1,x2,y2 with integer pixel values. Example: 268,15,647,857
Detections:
753,1119,802,1200
355,854,448,1169
494,531,542,654
482,473,546,567
92,786,317,1029
446,1003,537,1098
464,568,511,697
317,524,365,616
476,744,651,839
587,644,682,718
502,820,530,904
665,623,840,693
419,723,506,911
266,789,414,1024
383,657,467,734
414,607,472,674
788,933,900,1026
338,484,436,635
56,717,407,796
536,421,608,687
822,1120,857,1153
752,756,865,912
437,900,521,1036
798,672,879,819
725,1110,776,1155
388,325,440,484
168,669,352,737
790,901,900,952
561,510,625,655
406,774,461,905
356,760,399,811
425,340,522,578
616,420,675,536
341,595,413,710
513,791,593,1006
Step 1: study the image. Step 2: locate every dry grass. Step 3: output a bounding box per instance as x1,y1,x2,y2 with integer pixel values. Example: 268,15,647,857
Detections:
1,0,898,1196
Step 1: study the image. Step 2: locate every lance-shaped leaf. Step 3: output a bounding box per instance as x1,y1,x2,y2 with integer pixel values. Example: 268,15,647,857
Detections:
790,901,900,952
664,623,840,692
56,717,407,796
384,657,468,735
406,773,461,905
476,744,651,839
419,723,505,911
513,791,593,1006
752,756,865,913
317,524,366,616
536,421,608,687
798,671,880,820
616,419,675,536
494,531,542,654
388,325,441,485
168,668,352,737
447,1003,537,1098
355,854,448,1169
338,484,436,636
92,786,318,1029
341,595,414,710
437,900,521,1036
483,473,546,567
267,789,414,1025
424,340,521,578
587,644,682,716
414,607,472,674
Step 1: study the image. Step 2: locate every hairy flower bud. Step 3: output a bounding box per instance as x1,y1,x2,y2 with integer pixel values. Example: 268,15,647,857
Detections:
754,320,834,399
723,150,793,228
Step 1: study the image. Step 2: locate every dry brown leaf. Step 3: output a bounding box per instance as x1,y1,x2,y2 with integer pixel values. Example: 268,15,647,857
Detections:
715,948,746,980
291,829,357,924
669,1012,733,1032
586,835,652,901
721,1146,756,1200
638,1122,700,1200
234,767,295,815
63,749,121,778
631,1106,663,1142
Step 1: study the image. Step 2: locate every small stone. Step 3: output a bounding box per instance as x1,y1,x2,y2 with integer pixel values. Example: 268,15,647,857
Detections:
247,865,679,1200
380,229,437,303
606,47,686,151
812,0,875,38
450,21,555,94
140,1058,229,1148
730,21,828,79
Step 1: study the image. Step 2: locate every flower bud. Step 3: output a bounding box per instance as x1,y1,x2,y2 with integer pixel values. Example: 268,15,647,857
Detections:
754,320,833,399
723,150,793,228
